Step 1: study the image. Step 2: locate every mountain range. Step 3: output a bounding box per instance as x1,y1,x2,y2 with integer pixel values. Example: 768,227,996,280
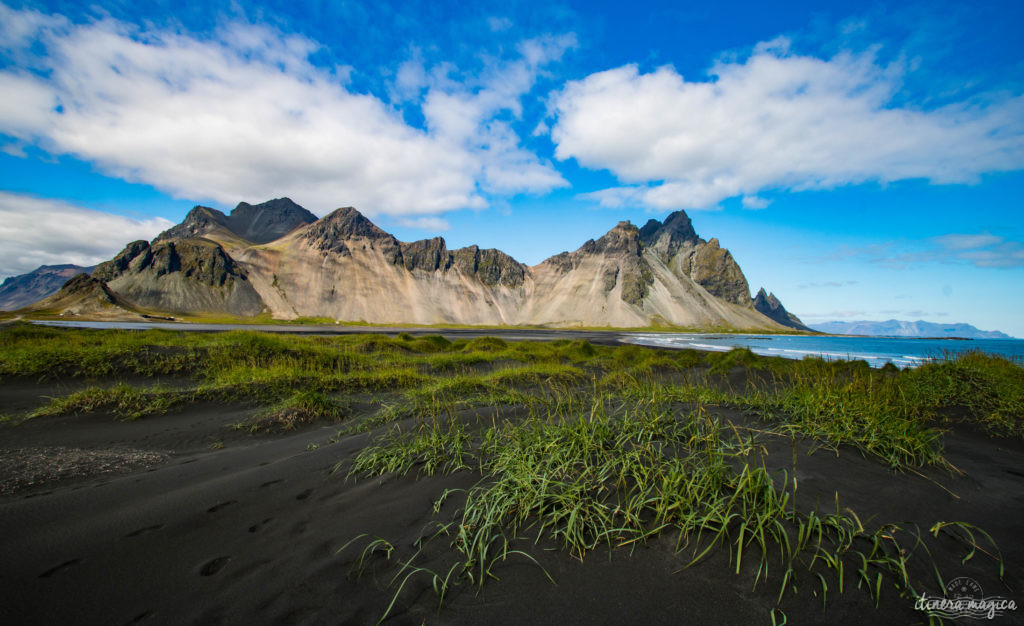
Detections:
810,320,1013,339
0,264,95,311
15,198,810,330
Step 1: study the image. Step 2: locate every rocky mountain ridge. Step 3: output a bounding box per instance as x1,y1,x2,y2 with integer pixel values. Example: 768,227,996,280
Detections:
155,198,317,245
25,199,809,330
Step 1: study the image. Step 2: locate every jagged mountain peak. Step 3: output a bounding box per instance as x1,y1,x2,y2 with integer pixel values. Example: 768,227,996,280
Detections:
754,287,779,307
232,197,306,215
753,287,810,331
314,207,393,240
153,205,228,243
301,207,402,261
227,198,317,244
592,220,643,256
639,210,700,261
155,199,318,245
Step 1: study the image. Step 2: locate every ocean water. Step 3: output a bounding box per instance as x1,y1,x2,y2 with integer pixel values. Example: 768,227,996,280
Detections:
623,333,1024,368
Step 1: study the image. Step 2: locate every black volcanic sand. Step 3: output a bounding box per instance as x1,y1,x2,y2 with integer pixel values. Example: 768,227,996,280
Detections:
2,350,1023,624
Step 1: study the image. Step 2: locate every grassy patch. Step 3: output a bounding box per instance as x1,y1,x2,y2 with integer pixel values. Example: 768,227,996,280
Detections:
28,383,182,421
243,391,351,432
347,419,473,478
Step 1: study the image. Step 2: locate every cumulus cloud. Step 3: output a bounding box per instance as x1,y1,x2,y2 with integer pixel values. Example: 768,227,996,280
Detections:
0,5,567,217
0,192,173,277
741,195,770,210
394,216,451,232
420,34,575,195
549,41,1024,209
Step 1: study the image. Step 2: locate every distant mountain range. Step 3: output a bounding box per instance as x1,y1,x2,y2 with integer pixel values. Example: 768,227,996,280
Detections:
13,198,810,330
0,264,94,311
811,320,1013,339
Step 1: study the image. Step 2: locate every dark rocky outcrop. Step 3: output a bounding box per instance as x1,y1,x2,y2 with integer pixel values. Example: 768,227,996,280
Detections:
0,264,95,311
594,221,644,256
753,288,811,331
637,212,751,306
303,207,404,264
91,238,263,316
472,248,527,288
687,239,751,306
639,211,699,262
619,262,653,306
449,245,526,287
153,206,229,243
154,198,316,245
227,198,317,244
92,241,152,282
56,274,118,302
401,237,450,272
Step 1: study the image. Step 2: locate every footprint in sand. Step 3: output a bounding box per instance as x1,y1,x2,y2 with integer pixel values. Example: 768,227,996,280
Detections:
295,489,313,501
207,500,237,513
248,518,273,533
39,558,82,578
127,610,154,623
199,556,231,576
125,524,165,538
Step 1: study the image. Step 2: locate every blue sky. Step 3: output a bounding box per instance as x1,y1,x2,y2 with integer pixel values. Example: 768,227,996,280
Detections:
1,0,1022,335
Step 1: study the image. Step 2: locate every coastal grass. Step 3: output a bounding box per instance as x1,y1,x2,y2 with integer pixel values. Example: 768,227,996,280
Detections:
341,395,1003,622
2,324,1017,620
4,324,1020,454
27,383,183,421
240,390,351,432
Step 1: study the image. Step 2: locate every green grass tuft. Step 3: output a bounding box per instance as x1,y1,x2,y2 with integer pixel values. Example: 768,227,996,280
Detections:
28,383,181,421
244,390,351,432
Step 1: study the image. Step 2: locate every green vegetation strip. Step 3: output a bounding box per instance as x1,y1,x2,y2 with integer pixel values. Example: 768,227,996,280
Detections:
1,323,1019,621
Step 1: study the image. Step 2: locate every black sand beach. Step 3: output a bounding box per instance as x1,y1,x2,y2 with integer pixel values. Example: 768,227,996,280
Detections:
1,326,1021,625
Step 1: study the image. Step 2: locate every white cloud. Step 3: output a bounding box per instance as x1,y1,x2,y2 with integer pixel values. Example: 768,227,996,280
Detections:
741,195,771,209
419,33,575,195
395,216,451,231
0,192,173,277
0,7,568,217
933,233,1003,251
549,43,1024,209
